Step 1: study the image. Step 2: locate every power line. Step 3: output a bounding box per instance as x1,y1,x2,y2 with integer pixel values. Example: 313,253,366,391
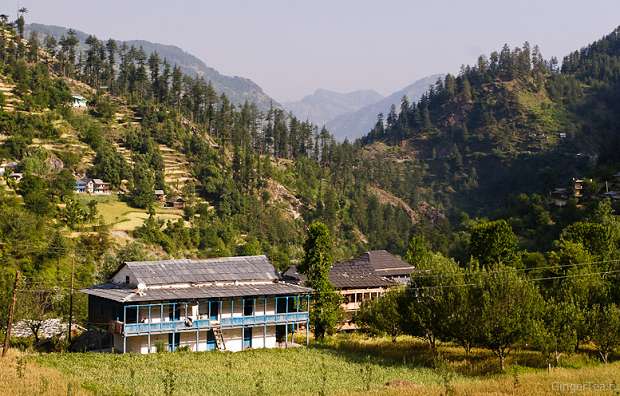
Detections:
411,259,620,280
411,269,620,291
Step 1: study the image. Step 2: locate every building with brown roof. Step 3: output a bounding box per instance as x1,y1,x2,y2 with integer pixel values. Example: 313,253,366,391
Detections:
284,250,414,330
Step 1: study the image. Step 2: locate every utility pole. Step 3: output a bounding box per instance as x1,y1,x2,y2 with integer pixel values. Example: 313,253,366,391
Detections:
67,254,75,345
2,270,20,357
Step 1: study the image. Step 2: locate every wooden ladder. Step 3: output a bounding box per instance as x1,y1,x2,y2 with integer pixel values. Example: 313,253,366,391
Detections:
212,323,226,351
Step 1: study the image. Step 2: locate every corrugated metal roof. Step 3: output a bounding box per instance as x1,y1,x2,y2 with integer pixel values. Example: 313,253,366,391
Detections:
124,255,278,286
364,250,414,274
283,250,413,289
329,261,396,289
81,282,312,303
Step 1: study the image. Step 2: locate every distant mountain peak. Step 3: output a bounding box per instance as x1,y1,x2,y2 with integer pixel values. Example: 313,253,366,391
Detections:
284,88,384,126
326,74,444,141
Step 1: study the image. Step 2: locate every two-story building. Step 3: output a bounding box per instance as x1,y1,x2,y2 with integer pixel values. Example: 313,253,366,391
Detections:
81,255,312,353
75,177,111,195
284,250,413,330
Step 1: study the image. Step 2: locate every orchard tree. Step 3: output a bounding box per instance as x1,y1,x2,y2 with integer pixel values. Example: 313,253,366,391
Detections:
589,304,620,364
534,299,578,367
477,266,543,370
403,253,462,353
298,221,342,339
469,220,518,268
355,287,404,342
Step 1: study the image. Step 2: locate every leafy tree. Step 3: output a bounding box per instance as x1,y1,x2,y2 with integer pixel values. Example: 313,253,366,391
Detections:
588,304,620,363
476,266,543,370
403,253,462,353
129,155,156,209
404,235,431,265
534,300,579,367
560,221,615,260
469,220,519,267
355,288,404,342
51,168,76,198
298,221,342,339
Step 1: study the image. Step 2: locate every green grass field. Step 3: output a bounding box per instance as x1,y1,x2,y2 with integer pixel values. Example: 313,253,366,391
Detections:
3,335,619,395
76,195,184,232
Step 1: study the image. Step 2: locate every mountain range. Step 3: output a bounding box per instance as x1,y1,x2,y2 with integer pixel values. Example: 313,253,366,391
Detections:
326,74,443,141
284,74,443,141
25,23,278,110
283,89,384,128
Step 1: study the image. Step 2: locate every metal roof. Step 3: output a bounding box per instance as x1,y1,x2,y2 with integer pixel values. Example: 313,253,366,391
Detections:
283,250,413,289
122,255,278,286
81,282,312,303
329,261,396,289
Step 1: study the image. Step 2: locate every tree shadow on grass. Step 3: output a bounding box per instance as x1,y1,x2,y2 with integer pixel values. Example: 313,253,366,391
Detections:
312,335,587,378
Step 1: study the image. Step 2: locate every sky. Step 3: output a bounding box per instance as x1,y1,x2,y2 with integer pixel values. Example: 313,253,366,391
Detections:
9,0,620,102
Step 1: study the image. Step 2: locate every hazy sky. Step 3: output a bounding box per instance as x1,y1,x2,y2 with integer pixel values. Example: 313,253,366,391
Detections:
10,0,620,101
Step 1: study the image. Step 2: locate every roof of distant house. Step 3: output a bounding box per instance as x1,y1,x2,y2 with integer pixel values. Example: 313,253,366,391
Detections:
284,250,413,289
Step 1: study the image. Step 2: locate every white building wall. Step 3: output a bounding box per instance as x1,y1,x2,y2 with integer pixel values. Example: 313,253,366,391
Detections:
118,325,280,354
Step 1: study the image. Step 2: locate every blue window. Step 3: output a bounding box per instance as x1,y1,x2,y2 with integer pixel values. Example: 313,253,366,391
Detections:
243,327,252,349
207,330,216,351
168,332,180,352
243,299,254,316
209,301,219,321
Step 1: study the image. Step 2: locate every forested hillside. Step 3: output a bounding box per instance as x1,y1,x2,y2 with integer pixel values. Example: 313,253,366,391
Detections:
0,13,420,327
25,23,279,110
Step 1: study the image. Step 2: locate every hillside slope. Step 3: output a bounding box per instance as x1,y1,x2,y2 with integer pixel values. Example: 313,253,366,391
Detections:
26,23,279,110
357,33,620,217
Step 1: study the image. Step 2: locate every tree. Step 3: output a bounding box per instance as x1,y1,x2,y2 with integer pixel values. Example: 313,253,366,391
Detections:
129,155,156,209
588,304,620,364
476,267,543,370
298,221,342,339
469,220,519,267
403,253,462,353
16,287,56,344
404,235,431,265
355,288,404,342
534,300,578,367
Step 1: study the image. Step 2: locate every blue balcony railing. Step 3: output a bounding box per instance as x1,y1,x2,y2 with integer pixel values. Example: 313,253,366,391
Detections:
123,312,308,335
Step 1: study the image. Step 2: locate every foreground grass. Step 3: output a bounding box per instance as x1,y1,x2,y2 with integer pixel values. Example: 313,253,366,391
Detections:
2,335,619,395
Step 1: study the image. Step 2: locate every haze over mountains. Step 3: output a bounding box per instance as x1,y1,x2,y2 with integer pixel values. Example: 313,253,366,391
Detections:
26,23,279,110
284,74,444,141
283,89,384,128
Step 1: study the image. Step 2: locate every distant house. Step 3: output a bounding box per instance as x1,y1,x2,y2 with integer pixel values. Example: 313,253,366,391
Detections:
8,172,23,182
72,95,88,108
154,189,166,203
284,250,414,330
0,161,17,176
92,179,111,195
81,255,312,353
75,177,111,195
165,195,185,209
550,188,569,207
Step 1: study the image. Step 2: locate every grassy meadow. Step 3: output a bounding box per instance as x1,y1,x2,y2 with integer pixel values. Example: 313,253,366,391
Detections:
2,335,619,395
76,194,184,232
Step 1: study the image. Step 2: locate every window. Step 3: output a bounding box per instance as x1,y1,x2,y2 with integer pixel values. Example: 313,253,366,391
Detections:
125,275,130,284
243,299,254,316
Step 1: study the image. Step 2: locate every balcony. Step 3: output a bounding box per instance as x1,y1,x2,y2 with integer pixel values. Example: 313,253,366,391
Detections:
122,312,309,335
